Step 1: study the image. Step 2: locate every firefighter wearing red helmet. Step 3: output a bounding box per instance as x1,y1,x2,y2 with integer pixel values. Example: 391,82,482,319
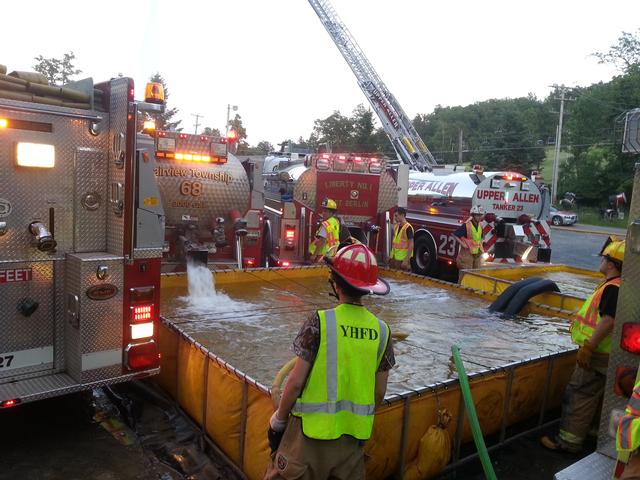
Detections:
265,244,394,480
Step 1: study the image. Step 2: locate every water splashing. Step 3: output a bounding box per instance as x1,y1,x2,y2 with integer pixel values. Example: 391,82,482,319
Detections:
181,262,252,316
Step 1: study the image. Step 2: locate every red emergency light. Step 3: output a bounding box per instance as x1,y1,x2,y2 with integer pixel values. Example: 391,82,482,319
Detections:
1,398,21,408
621,323,640,354
200,135,209,142
243,258,256,268
280,260,291,267
131,304,153,323
285,229,295,239
178,133,188,139
125,341,160,371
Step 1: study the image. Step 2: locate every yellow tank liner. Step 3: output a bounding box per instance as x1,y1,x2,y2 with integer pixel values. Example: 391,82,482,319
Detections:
157,266,577,479
459,264,601,314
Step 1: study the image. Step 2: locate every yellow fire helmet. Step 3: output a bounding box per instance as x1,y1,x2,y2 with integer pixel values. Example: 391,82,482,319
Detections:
321,197,337,210
600,236,625,264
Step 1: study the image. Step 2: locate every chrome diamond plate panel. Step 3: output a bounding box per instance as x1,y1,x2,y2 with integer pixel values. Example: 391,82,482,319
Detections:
555,452,615,479
65,253,123,383
294,168,318,212
0,261,54,380
0,369,158,405
0,104,106,261
74,147,107,252
107,79,128,255
378,171,398,213
598,163,640,456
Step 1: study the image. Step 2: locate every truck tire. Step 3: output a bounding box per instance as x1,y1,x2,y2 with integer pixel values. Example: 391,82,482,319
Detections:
412,234,438,277
261,224,272,268
551,216,562,226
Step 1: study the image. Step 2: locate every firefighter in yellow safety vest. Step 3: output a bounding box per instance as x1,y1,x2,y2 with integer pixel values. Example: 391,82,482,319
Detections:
389,207,414,271
309,198,341,263
454,205,485,270
541,237,625,453
264,244,394,480
614,371,640,479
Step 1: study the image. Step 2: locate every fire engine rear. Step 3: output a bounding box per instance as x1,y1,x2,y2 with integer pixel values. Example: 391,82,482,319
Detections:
152,131,263,270
0,74,165,407
407,168,552,277
263,153,405,265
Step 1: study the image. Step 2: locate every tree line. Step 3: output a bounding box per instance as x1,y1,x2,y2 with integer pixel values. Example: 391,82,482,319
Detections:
35,30,640,206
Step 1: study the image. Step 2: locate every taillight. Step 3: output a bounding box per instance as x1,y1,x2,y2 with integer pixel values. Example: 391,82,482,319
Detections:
1,398,21,408
129,287,156,342
621,323,640,354
243,258,256,268
284,226,296,250
280,260,291,268
125,341,159,371
131,304,153,322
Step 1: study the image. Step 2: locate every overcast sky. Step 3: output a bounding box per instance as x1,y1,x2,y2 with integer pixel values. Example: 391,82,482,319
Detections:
3,1,639,147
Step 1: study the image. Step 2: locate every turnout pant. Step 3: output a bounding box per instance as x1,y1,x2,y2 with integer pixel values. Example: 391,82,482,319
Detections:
264,416,365,480
558,353,609,448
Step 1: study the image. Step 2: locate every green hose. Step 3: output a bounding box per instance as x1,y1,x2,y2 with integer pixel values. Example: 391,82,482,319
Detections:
452,345,497,480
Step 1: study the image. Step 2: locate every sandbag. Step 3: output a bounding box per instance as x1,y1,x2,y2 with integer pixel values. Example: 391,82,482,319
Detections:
404,409,452,479
503,279,560,316
489,277,543,312
9,70,48,85
0,65,7,75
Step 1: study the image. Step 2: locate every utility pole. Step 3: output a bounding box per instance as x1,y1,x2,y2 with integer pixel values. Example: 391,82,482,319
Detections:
226,104,238,135
191,113,203,135
458,128,464,165
550,85,574,205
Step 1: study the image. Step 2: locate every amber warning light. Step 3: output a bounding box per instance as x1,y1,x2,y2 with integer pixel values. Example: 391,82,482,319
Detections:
144,82,165,104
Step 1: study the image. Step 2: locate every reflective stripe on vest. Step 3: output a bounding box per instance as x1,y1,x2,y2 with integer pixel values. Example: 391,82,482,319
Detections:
570,277,620,353
462,221,483,254
390,222,413,261
292,305,389,440
617,384,640,454
309,216,340,256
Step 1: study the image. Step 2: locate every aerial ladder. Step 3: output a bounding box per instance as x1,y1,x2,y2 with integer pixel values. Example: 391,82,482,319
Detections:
308,0,437,172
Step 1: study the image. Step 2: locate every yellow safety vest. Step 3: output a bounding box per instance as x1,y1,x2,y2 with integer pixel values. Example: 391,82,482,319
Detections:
570,277,620,354
462,221,483,254
617,372,640,460
309,216,340,257
291,304,390,440
390,222,413,261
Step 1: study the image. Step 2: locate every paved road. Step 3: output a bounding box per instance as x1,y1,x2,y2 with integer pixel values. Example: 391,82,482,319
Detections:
551,229,607,271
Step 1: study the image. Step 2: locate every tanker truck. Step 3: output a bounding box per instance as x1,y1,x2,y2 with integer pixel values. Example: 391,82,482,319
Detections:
151,130,264,270
407,166,552,277
262,153,407,267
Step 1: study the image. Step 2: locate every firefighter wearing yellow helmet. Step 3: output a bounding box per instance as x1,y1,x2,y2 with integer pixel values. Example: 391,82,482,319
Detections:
309,198,341,263
542,237,625,453
454,205,486,270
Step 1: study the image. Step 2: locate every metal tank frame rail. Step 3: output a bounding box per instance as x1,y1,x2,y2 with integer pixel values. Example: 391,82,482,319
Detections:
155,266,579,479
308,0,438,172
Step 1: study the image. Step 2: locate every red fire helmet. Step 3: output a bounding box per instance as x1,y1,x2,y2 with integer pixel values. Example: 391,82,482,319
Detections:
325,243,390,295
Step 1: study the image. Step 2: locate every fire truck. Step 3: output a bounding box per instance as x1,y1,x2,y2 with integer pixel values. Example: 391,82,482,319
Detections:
407,167,551,277
0,73,165,407
152,131,264,270
263,153,407,266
